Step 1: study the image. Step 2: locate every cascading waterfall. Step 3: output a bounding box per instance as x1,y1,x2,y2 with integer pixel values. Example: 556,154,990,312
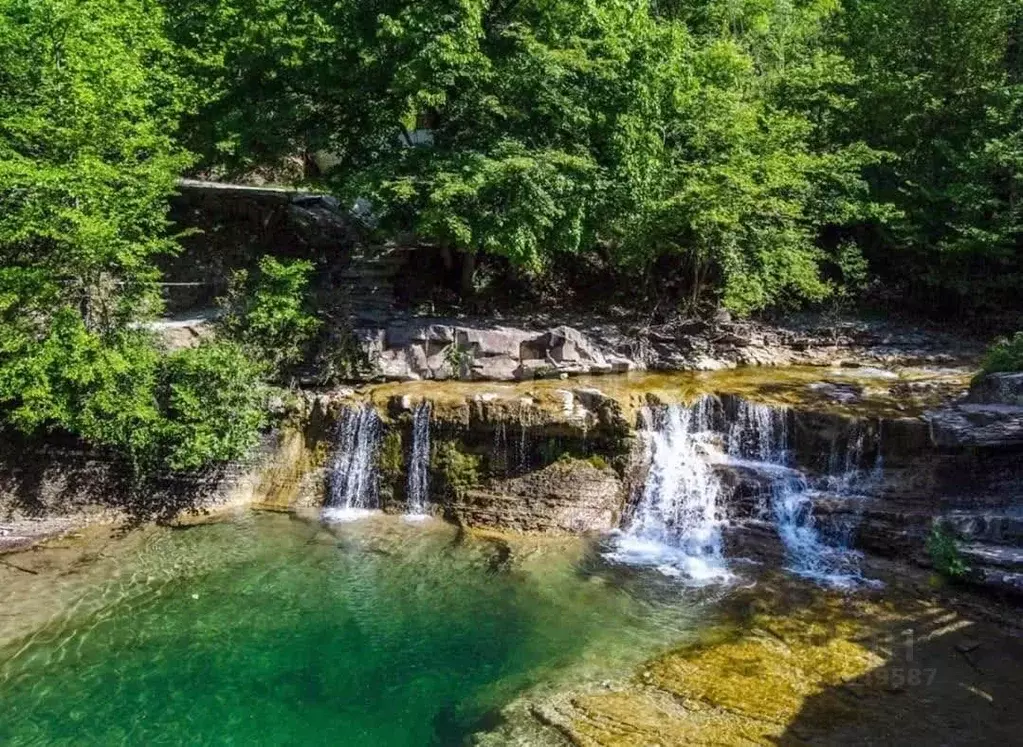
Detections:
406,401,432,517
721,399,880,586
324,405,382,521
612,397,731,583
613,396,881,587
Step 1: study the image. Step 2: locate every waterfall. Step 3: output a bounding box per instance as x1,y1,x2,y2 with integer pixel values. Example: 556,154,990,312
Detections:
406,401,431,517
722,399,879,587
611,396,880,588
611,397,731,583
324,405,382,521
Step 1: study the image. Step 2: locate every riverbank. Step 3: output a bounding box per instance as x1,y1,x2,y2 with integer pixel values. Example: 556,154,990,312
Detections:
6,363,1023,598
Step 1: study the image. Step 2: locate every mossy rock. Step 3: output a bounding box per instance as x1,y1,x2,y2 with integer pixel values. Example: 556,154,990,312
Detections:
432,440,483,498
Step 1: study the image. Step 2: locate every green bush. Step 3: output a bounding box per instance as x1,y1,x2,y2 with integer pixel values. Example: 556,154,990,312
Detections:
0,308,163,461
980,332,1023,374
218,256,321,378
927,525,970,580
0,307,268,474
153,341,268,472
431,440,481,498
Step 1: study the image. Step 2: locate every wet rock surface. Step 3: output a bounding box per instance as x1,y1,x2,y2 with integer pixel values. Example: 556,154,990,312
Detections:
926,372,1023,448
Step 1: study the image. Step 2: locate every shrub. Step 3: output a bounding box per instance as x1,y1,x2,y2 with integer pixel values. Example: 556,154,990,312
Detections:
0,309,268,474
0,308,163,462
153,341,268,472
980,332,1023,374
218,256,320,378
431,440,481,498
927,524,970,580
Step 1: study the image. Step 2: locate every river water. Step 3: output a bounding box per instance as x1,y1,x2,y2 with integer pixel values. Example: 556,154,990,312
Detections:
0,513,725,745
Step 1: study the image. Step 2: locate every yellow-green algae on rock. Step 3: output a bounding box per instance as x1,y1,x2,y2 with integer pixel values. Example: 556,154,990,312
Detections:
522,576,1023,746
361,364,970,424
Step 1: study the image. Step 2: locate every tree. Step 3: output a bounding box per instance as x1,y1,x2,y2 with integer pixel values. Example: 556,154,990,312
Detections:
170,0,881,313
0,0,267,474
839,0,1023,314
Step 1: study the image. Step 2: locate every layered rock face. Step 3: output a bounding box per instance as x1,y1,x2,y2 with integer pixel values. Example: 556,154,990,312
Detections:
926,372,1023,447
371,386,638,534
356,316,977,382
7,366,1023,599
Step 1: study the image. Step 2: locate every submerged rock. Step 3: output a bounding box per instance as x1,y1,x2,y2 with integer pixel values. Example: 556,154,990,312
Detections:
500,582,1023,746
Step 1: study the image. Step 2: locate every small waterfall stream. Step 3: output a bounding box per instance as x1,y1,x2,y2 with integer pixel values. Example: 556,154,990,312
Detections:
324,405,382,521
611,398,731,583
406,401,432,517
614,396,881,587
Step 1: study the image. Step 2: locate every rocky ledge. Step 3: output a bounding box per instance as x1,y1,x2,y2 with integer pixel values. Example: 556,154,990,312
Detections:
926,372,1023,448
355,315,978,382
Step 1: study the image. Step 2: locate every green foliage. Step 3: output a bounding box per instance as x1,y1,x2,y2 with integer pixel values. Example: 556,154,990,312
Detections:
218,256,321,378
981,332,1023,374
927,524,970,580
0,0,269,475
156,0,1023,317
154,342,268,472
168,0,882,314
443,343,474,377
5,0,1023,488
839,0,1023,313
0,306,162,460
378,430,405,481
0,0,190,328
0,303,266,473
586,454,610,471
431,440,481,498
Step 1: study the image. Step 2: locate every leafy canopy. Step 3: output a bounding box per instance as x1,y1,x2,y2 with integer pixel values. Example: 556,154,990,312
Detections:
0,0,267,474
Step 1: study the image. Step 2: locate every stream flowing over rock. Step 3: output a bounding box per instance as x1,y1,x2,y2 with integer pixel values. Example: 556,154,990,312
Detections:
325,405,381,519
405,401,431,517
611,399,729,583
6,365,1023,598
608,396,881,587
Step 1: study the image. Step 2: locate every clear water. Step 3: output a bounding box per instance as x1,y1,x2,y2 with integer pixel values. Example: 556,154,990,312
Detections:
0,514,719,746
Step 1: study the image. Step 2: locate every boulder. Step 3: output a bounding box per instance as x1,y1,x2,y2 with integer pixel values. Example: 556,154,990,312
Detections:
541,326,606,365
968,373,1023,406
470,355,521,381
457,327,533,358
926,404,1023,448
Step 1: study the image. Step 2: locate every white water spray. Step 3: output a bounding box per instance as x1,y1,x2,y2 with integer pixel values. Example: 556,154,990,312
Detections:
612,398,731,583
406,401,432,517
723,399,880,587
613,396,881,587
324,405,381,521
